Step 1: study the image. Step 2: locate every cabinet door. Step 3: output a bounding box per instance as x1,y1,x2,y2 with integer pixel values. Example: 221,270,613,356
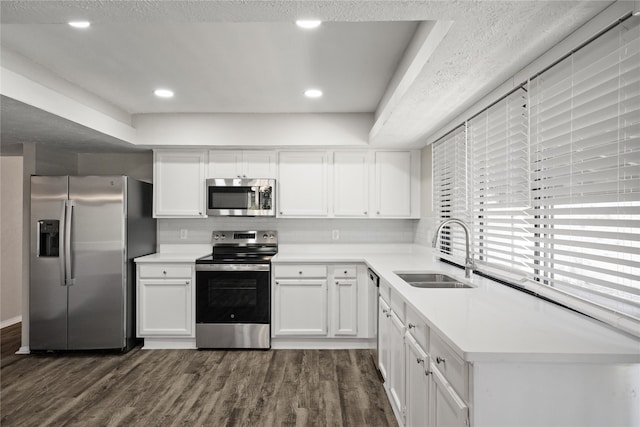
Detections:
278,152,328,216
333,151,369,217
208,150,242,178
243,151,276,178
388,310,406,422
406,334,430,427
138,278,192,337
374,151,412,217
430,365,469,427
154,150,206,217
378,297,391,381
274,279,327,335
331,279,358,336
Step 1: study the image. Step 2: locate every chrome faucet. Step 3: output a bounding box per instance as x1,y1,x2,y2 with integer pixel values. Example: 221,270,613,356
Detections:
432,218,475,279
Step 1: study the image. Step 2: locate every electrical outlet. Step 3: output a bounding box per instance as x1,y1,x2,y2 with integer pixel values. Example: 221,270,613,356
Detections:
332,229,340,240
179,229,188,240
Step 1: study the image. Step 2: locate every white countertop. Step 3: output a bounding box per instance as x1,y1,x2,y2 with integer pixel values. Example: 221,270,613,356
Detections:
274,244,640,364
135,243,640,363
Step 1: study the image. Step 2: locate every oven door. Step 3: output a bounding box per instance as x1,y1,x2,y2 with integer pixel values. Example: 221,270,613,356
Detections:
195,264,270,324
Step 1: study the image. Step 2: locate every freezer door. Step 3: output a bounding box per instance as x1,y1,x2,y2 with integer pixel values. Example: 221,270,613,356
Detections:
30,176,69,350
67,176,127,349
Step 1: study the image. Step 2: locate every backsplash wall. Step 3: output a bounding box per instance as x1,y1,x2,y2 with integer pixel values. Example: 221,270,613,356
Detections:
158,218,418,246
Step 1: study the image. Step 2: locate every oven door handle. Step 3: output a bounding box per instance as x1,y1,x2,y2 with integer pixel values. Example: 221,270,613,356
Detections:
196,263,271,272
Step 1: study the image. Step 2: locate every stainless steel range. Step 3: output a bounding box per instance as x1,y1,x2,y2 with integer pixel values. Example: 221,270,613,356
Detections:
195,230,277,349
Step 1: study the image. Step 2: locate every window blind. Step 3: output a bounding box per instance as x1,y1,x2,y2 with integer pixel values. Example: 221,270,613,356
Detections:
528,15,640,320
469,87,532,280
433,125,469,263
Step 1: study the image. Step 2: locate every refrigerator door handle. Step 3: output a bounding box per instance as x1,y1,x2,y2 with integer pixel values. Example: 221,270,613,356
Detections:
65,200,75,286
59,203,66,285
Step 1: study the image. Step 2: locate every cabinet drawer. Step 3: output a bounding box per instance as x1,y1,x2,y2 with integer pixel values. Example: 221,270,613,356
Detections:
379,278,391,304
405,304,428,350
274,264,327,278
138,264,192,279
430,332,469,401
332,265,357,279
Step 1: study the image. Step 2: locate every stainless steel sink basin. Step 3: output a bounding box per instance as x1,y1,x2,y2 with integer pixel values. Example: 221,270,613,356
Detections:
395,273,473,289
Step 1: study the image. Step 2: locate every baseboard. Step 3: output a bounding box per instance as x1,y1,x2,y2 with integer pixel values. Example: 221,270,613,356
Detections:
15,346,30,355
0,315,21,329
271,337,376,350
141,338,197,350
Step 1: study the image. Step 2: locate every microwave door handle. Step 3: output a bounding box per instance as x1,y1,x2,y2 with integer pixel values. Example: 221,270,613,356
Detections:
254,187,260,210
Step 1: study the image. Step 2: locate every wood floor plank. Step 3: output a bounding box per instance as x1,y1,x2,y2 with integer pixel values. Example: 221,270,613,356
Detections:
1,329,398,427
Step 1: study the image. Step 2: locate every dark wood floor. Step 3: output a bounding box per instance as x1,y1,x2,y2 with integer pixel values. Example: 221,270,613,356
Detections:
1,324,397,426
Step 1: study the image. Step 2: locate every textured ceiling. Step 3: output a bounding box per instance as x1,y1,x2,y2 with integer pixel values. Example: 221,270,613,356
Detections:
0,1,616,152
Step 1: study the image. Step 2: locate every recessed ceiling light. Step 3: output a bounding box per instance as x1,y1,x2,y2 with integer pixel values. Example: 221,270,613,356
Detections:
296,20,322,29
304,89,323,98
154,89,174,98
68,21,91,29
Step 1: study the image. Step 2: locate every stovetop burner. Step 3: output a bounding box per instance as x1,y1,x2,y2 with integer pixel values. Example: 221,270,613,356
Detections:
196,230,278,264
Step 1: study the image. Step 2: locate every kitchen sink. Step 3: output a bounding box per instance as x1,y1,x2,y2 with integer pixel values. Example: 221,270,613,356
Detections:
395,272,474,289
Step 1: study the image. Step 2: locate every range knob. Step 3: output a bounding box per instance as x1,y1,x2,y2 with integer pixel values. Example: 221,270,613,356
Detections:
263,234,269,239
220,235,226,240
213,234,219,240
269,234,275,239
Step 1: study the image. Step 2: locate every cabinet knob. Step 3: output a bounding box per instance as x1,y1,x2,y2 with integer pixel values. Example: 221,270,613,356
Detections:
280,212,283,215
377,211,380,215
364,211,367,215
162,270,167,275
186,281,189,285
336,281,339,285
386,313,391,318
436,356,446,365
299,271,303,275
408,323,416,329
382,309,388,314
275,281,279,285
425,370,432,376
416,357,424,365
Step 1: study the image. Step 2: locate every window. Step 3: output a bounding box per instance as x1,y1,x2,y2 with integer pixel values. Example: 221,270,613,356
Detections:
469,87,532,280
529,15,640,321
433,126,469,263
432,15,640,335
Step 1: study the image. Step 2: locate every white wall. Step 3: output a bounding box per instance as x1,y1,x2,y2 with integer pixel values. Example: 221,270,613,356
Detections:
0,155,24,327
134,113,373,147
158,217,416,247
414,144,435,246
35,146,77,175
77,152,153,182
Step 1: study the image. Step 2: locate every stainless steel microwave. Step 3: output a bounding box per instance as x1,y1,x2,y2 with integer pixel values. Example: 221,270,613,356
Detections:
206,178,275,217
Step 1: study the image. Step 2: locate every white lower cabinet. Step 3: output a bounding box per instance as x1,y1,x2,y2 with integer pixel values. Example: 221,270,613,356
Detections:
388,310,406,422
136,263,194,337
273,263,368,340
430,363,469,427
405,334,430,427
378,297,391,381
274,278,328,335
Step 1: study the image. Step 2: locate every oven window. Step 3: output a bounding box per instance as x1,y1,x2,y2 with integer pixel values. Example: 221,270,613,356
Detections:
196,270,270,323
208,278,257,308
209,187,252,209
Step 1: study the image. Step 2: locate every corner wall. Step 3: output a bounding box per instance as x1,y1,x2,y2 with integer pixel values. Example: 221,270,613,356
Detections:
414,144,435,246
0,155,24,327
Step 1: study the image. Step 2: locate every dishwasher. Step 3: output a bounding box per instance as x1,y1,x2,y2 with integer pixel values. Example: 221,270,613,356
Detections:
368,268,380,370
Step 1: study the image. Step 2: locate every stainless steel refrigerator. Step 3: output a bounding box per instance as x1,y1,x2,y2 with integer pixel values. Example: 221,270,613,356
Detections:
30,176,156,351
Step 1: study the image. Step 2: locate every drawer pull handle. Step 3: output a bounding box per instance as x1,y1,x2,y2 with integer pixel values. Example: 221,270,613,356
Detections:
436,356,446,365
408,323,416,329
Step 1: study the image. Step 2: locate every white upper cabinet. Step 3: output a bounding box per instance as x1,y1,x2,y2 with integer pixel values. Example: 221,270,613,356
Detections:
374,151,420,218
333,151,370,217
208,150,276,179
153,150,206,218
278,151,328,217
